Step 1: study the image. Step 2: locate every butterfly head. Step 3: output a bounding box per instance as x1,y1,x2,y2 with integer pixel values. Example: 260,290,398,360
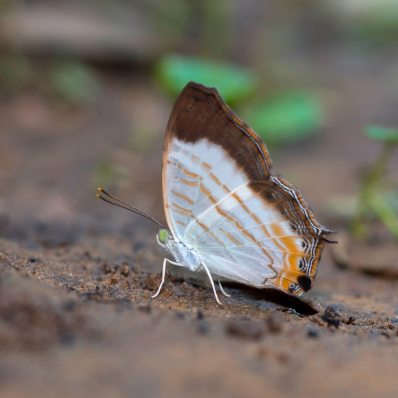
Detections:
156,229,173,248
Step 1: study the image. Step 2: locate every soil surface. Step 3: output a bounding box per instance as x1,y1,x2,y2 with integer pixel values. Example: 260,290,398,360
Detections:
1,68,398,398
2,232,398,398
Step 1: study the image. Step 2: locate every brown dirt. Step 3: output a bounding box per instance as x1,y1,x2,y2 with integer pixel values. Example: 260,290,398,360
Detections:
1,227,398,398
1,66,398,398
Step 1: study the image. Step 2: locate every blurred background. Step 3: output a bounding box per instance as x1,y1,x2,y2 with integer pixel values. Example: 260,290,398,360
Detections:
0,0,397,247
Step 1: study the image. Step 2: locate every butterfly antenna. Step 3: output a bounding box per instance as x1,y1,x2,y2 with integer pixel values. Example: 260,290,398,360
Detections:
133,242,157,289
97,188,165,229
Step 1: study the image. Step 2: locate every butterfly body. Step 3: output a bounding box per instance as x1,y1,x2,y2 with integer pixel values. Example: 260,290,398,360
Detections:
156,230,202,273
159,82,335,300
98,81,335,304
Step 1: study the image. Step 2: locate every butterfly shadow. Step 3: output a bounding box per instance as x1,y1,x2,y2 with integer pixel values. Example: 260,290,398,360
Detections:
222,281,318,316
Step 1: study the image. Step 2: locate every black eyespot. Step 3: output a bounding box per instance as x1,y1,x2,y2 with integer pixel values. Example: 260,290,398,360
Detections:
301,239,310,252
288,282,300,293
297,275,312,292
298,258,306,271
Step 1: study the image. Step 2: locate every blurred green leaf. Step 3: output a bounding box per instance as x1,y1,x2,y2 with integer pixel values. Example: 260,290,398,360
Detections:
383,191,398,212
155,54,258,104
51,60,99,105
152,1,192,39
350,132,397,241
368,194,398,240
346,6,398,49
365,125,398,143
90,159,115,191
90,159,129,191
242,91,323,145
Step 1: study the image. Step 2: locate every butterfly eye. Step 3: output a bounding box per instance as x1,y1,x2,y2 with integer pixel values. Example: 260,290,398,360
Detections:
158,230,169,244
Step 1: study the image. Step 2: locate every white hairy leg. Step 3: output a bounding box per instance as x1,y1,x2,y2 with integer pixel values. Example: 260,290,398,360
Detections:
217,276,231,297
201,262,222,305
152,258,182,299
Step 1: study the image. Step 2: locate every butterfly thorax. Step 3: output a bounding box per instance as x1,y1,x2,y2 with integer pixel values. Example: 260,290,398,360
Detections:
156,230,202,272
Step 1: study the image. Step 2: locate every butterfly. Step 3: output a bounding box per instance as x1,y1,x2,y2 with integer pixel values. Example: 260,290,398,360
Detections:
98,81,335,305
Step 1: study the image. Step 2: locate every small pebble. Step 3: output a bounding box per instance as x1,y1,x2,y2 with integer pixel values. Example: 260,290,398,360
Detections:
226,320,264,341
144,275,158,291
60,333,76,347
110,274,120,284
138,304,151,314
64,301,76,311
306,327,319,338
103,263,112,274
197,310,204,320
198,321,210,335
96,284,104,294
289,308,305,318
175,311,185,319
181,282,190,291
121,266,130,277
321,307,340,328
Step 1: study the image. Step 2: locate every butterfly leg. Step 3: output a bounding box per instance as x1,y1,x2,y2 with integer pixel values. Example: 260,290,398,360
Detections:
216,276,231,297
194,264,202,272
200,262,222,305
152,258,182,299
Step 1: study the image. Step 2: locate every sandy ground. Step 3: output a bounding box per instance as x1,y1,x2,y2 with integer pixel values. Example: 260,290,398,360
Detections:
1,232,398,398
0,65,398,397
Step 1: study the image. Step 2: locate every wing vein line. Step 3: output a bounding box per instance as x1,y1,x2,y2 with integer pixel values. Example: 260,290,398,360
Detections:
199,234,313,247
204,255,266,285
190,181,250,227
203,251,308,275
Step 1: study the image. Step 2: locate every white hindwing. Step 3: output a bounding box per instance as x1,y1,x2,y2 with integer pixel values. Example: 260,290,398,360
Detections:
164,137,316,291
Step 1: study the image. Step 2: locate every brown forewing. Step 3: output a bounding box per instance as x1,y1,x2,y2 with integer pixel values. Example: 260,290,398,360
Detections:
163,82,272,183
